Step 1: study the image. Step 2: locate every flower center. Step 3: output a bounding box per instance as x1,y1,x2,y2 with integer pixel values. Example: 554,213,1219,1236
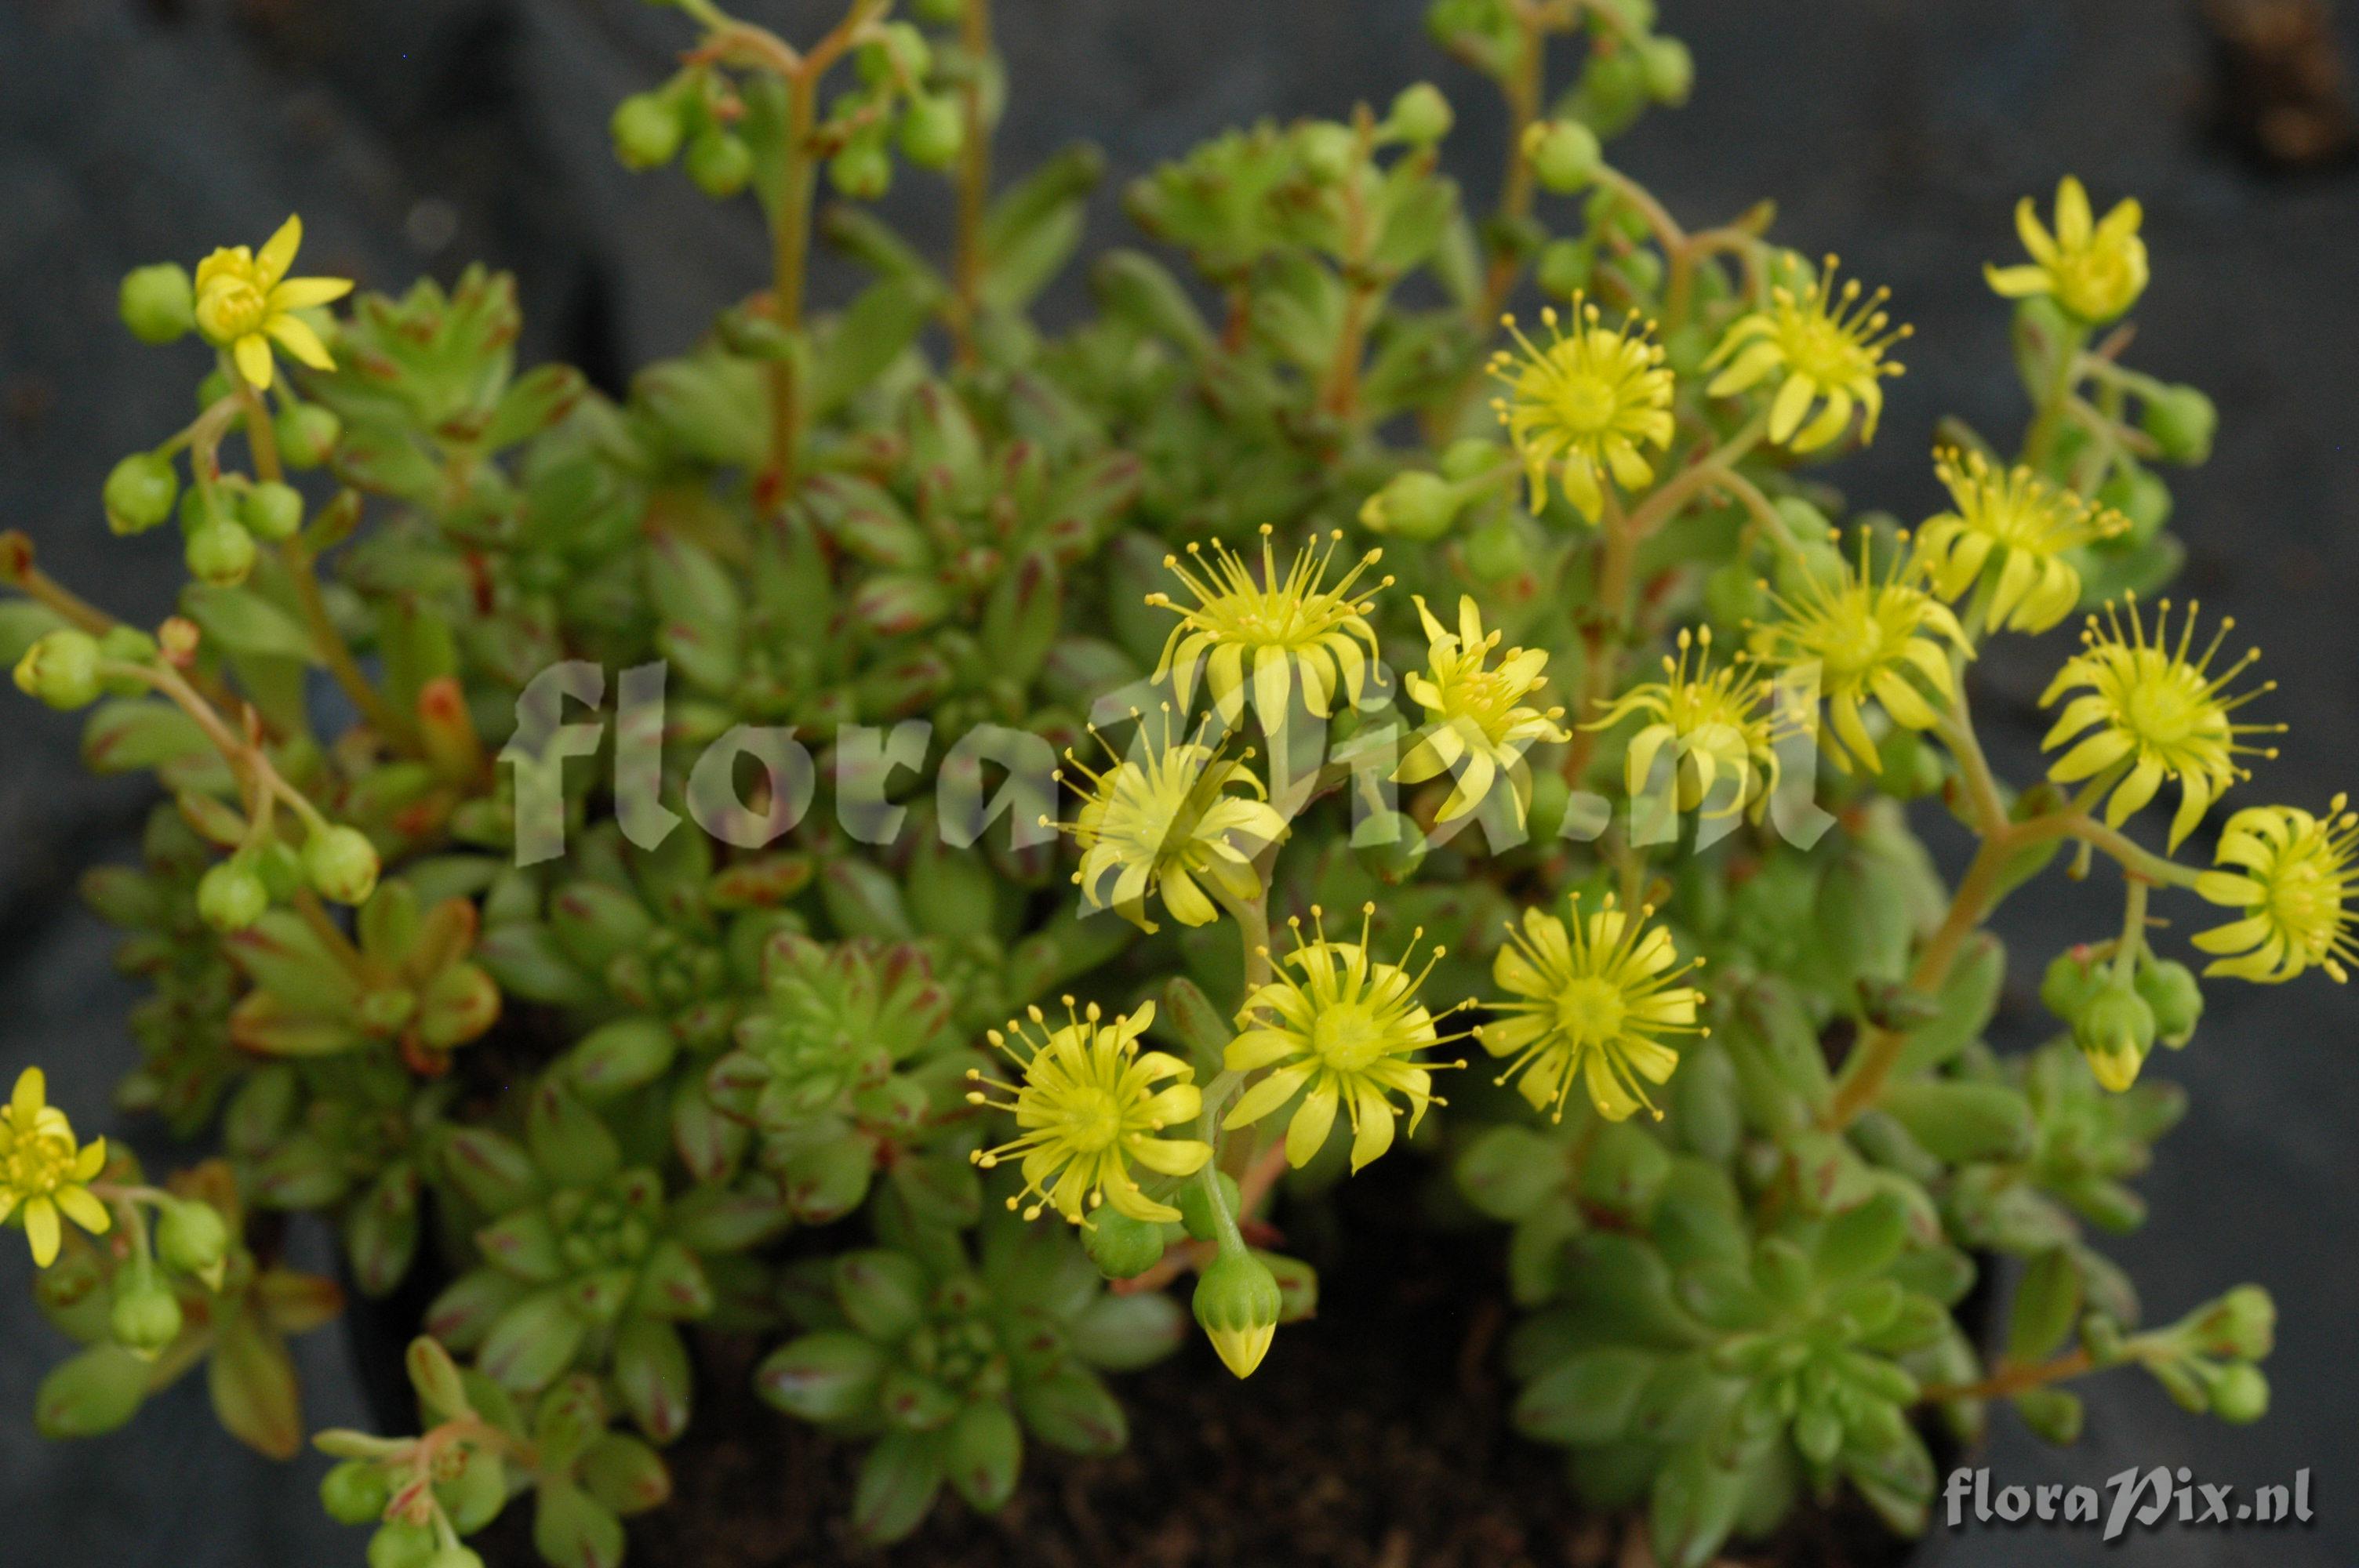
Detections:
197,277,267,341
1539,366,1619,434
2123,670,2207,747
1551,976,1627,1047
2057,252,2130,318
1060,1086,1126,1152
0,1130,75,1197
1783,314,1860,382
1310,1002,1388,1073
1819,593,1887,677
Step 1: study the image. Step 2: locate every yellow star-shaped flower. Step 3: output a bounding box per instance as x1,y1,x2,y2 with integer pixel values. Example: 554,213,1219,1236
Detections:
192,215,352,390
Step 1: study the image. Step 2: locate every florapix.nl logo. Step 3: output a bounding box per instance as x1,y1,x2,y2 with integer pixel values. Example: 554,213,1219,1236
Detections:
1943,1465,2314,1541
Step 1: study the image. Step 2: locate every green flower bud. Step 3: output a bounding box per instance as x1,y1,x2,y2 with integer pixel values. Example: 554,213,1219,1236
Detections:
320,1458,393,1526
1387,82,1453,145
96,626,158,696
365,1521,438,1568
119,263,195,345
109,1278,184,1356
685,129,754,198
1640,36,1695,103
13,630,104,711
197,859,271,933
185,519,257,588
274,401,343,470
104,452,180,535
1357,471,1462,541
2073,981,2155,1093
1192,1249,1281,1379
1573,45,1651,136
1296,122,1357,183
304,825,382,906
242,481,304,543
1462,511,1528,582
2142,385,2216,466
2193,1283,2275,1361
899,93,963,170
2012,1386,2084,1445
1536,237,1593,297
830,140,894,201
2134,956,2203,1047
2207,1361,2268,1425
1703,556,1765,628
2039,947,2104,1022
1523,118,1603,194
2099,463,2172,542
862,23,932,85
610,92,685,171
155,1199,232,1279
1176,1171,1241,1244
425,1547,485,1568
1352,808,1429,884
1523,770,1574,843
1081,1208,1165,1279
1438,437,1503,481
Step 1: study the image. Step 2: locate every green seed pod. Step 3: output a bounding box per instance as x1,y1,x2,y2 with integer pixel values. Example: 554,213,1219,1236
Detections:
319,1458,392,1526
274,401,343,470
104,452,180,535
1387,82,1452,145
196,859,271,933
899,93,963,170
304,825,383,906
13,630,104,711
156,1199,232,1276
685,129,754,198
424,1548,486,1568
1192,1249,1281,1379
185,519,257,587
1524,118,1603,194
109,1277,184,1356
1081,1209,1165,1280
242,481,304,543
118,263,195,344
610,92,685,171
1358,470,1462,541
1176,1171,1242,1244
2134,956,2203,1047
1296,122,1357,183
2141,384,2216,465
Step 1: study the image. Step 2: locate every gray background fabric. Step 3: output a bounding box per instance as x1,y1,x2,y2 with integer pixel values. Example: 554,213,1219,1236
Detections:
2,1,2352,1563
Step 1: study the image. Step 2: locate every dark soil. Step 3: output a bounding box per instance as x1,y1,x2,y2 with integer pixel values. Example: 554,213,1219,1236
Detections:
491,1162,1920,1568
